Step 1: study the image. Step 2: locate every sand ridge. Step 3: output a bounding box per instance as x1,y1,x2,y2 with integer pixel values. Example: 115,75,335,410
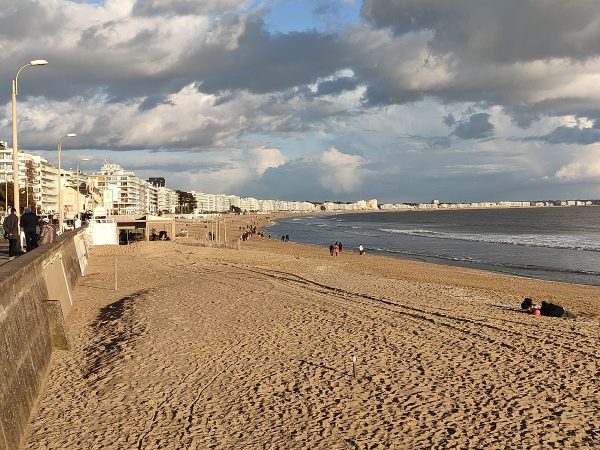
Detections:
20,228,600,449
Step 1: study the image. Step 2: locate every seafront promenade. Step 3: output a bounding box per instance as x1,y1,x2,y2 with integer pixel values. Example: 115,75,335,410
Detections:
18,219,600,449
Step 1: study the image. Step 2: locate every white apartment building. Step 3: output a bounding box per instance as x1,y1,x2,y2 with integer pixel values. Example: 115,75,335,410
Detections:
239,197,259,212
322,199,378,211
90,163,156,215
0,143,60,213
192,192,237,213
158,186,179,214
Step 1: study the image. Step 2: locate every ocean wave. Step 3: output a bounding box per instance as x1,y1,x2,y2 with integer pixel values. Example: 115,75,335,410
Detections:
379,228,600,252
376,248,600,277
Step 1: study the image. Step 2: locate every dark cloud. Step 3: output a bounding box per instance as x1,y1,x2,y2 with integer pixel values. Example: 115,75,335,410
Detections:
505,107,542,129
453,113,495,140
194,20,344,95
532,126,600,145
360,85,423,107
361,0,600,63
138,96,174,111
256,160,332,201
132,0,247,16
443,113,456,127
427,137,452,149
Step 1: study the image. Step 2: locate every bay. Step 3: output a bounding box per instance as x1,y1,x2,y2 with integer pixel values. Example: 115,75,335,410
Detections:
265,207,600,286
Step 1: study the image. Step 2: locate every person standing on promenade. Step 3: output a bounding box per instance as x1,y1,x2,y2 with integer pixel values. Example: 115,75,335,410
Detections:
20,207,39,251
3,208,19,259
38,218,55,245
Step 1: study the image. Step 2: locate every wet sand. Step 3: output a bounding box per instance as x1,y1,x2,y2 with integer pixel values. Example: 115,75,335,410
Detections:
21,216,600,449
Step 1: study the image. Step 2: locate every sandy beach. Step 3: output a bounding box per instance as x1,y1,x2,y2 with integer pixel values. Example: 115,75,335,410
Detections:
21,216,600,449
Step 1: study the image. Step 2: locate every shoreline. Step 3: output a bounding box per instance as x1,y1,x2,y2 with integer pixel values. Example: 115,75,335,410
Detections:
258,209,600,289
178,212,600,318
240,237,600,319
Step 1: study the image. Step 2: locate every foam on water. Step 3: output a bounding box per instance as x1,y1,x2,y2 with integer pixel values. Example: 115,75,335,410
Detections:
379,228,600,252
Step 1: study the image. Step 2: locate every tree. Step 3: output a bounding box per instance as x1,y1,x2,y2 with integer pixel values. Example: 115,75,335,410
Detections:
0,182,36,213
176,190,197,214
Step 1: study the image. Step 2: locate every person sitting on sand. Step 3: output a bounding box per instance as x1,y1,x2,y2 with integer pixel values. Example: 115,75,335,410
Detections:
521,298,574,318
540,300,575,318
521,298,534,312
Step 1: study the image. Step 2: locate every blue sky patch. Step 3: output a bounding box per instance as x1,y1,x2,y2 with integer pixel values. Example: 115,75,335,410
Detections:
265,0,362,34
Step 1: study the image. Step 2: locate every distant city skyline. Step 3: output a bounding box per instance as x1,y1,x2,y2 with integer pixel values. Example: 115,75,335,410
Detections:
2,0,600,203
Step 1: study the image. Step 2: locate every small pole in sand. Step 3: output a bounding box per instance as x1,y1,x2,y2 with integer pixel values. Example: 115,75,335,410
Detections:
114,256,118,291
224,216,227,243
352,355,357,378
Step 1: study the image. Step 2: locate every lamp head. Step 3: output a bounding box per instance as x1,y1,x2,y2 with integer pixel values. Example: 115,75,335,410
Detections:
30,60,48,66
67,133,77,137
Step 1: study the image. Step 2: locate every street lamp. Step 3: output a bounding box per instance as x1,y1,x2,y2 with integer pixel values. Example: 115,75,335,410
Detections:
11,59,48,216
57,133,77,234
76,156,90,219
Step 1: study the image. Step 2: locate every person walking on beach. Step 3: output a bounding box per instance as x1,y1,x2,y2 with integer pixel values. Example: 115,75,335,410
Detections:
3,208,19,259
20,207,39,251
338,241,342,252
329,243,334,256
359,244,365,255
334,242,339,256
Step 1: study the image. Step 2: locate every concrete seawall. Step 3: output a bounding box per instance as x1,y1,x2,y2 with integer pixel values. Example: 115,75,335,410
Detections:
0,229,90,450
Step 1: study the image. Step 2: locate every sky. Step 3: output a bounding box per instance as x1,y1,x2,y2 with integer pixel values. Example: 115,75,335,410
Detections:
1,0,600,203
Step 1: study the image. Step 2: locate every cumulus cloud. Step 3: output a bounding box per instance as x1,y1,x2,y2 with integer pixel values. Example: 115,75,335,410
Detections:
0,0,599,201
252,147,366,200
249,147,286,176
318,147,364,193
554,149,600,181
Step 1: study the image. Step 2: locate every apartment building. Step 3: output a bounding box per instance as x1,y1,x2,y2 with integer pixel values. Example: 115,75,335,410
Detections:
158,186,179,214
90,163,157,215
0,143,61,213
192,192,237,213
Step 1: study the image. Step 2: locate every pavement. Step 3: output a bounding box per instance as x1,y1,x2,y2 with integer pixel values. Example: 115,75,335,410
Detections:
0,240,24,265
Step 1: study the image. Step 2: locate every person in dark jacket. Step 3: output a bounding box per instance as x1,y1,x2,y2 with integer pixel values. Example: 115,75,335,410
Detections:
20,207,39,251
540,301,575,318
3,208,20,258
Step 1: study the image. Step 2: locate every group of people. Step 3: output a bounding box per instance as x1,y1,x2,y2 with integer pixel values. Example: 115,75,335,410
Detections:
329,241,343,256
149,229,170,241
2,207,55,259
520,298,574,318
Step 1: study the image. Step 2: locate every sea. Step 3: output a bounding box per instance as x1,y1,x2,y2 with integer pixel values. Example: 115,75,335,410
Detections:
265,207,600,286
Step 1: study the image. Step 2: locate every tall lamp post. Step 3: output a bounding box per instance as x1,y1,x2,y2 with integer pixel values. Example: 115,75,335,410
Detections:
76,156,90,219
12,59,48,215
57,133,77,234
